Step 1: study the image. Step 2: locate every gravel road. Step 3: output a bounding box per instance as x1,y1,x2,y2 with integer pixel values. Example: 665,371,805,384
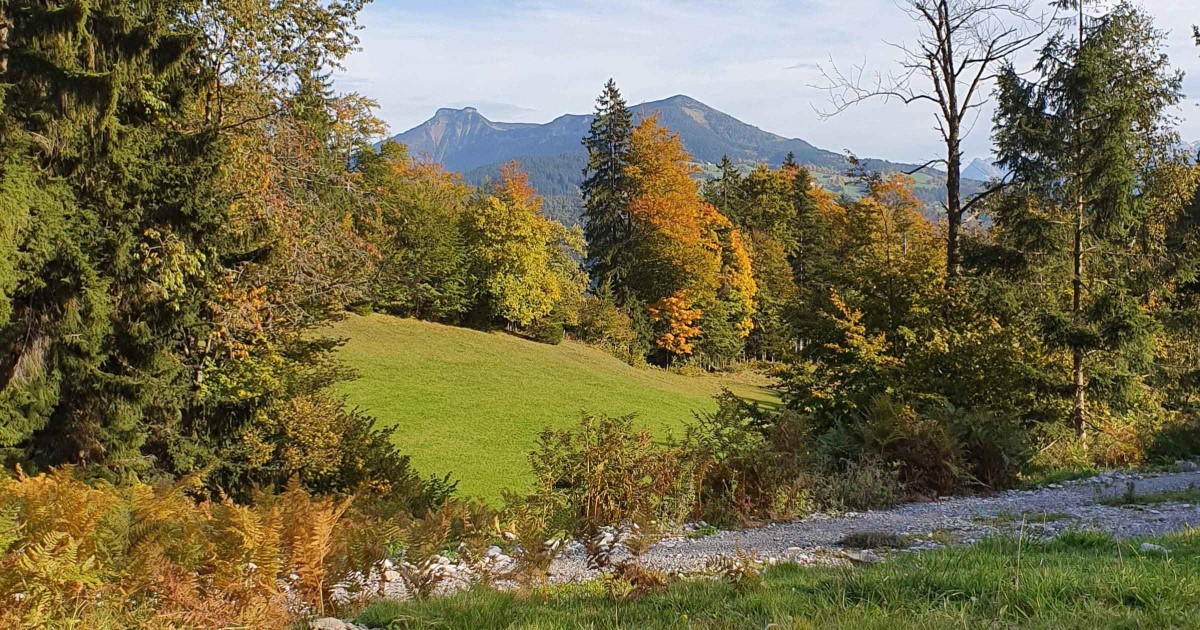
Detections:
552,468,1200,579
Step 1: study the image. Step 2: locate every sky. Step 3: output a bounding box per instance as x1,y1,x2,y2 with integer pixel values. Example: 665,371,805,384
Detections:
334,0,1200,165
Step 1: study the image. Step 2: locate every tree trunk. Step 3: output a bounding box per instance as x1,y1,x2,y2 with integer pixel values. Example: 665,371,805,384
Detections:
945,132,962,285
1070,0,1087,443
1071,185,1087,441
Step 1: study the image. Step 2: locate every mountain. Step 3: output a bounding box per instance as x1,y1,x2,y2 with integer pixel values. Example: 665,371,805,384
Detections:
387,95,975,224
392,106,593,173
962,157,1008,183
1182,140,1200,161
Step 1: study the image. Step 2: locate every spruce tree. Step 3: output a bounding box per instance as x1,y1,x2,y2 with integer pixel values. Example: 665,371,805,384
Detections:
994,0,1183,439
703,155,746,222
581,79,634,296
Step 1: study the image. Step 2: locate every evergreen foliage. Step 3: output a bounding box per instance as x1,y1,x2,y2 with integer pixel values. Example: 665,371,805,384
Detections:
994,0,1185,440
581,79,635,294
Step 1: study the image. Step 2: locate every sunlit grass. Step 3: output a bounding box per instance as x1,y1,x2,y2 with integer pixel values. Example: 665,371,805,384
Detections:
331,313,778,501
358,530,1200,629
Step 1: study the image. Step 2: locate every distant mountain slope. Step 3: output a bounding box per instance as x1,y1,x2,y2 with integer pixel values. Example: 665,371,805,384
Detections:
393,106,592,173
962,157,1008,183
388,95,979,224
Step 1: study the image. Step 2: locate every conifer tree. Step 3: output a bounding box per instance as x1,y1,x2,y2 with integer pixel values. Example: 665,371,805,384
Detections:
704,155,747,222
581,80,635,296
994,0,1183,439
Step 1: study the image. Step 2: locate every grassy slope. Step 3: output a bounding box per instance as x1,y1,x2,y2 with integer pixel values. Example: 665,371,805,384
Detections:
359,530,1200,629
331,314,777,500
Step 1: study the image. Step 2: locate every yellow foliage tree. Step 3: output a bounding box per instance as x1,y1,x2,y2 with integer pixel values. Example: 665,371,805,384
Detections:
648,291,704,357
466,165,577,327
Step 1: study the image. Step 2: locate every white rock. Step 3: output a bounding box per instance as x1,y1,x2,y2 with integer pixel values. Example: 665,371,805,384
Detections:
309,618,361,630
844,549,882,564
1138,542,1171,554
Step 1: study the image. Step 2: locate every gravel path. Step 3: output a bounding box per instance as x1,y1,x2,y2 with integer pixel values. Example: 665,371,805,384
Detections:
552,468,1200,579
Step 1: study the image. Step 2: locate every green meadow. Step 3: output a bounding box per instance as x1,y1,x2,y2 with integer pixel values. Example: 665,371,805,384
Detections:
331,314,777,500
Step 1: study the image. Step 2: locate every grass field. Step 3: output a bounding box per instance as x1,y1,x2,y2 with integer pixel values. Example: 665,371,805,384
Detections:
357,530,1200,629
331,314,778,501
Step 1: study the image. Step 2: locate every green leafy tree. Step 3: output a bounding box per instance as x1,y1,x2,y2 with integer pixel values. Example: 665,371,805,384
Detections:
355,141,474,321
467,165,584,328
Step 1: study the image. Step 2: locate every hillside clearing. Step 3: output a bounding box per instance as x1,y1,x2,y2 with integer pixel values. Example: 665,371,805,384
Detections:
331,314,777,500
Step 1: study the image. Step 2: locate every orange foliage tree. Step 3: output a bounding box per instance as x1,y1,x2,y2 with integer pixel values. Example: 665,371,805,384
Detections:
624,116,757,357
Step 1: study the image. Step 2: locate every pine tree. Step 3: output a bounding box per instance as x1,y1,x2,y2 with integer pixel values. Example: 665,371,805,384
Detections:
703,155,746,222
994,0,1183,439
581,80,634,296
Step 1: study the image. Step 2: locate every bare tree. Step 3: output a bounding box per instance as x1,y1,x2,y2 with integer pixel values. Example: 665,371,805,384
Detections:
817,0,1047,284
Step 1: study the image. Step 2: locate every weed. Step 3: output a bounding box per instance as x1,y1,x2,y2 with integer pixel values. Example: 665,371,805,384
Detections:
838,531,910,550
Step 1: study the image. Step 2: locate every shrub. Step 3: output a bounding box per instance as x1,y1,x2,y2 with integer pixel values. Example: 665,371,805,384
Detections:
1148,416,1200,461
517,413,699,539
0,466,500,628
220,392,447,513
684,392,816,525
529,312,566,345
573,294,650,364
821,455,906,511
850,395,965,496
838,531,910,550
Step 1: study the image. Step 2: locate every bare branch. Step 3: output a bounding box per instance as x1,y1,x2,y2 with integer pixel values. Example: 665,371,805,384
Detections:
905,159,949,175
812,0,1051,281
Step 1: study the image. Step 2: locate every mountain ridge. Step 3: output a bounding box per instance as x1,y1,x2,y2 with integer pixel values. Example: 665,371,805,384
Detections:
386,95,978,224
390,94,913,175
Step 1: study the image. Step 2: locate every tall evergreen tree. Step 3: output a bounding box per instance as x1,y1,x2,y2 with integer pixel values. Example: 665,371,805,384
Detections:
703,155,747,222
581,79,634,295
994,0,1183,439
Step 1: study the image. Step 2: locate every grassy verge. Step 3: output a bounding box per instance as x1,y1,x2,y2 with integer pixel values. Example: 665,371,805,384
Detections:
330,314,778,500
357,530,1200,629
1102,485,1200,507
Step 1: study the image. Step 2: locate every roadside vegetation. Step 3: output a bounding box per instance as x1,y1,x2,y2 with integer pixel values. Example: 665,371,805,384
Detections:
1102,484,1200,508
356,530,1200,630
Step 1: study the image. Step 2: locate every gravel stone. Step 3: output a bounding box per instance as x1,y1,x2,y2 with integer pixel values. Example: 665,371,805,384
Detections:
549,469,1200,580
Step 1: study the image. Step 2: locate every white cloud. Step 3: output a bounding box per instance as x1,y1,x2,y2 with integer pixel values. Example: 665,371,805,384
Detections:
337,0,1200,163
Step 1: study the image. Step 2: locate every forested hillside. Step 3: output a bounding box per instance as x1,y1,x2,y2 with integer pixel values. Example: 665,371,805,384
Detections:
2,1,1199,627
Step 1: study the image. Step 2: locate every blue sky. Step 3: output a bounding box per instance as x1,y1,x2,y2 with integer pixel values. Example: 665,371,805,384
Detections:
335,0,1200,164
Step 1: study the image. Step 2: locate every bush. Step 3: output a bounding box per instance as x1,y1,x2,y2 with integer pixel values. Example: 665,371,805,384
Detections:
852,395,964,496
515,413,699,538
573,294,650,364
820,455,905,511
0,467,499,628
1148,416,1200,462
217,392,447,512
684,392,816,525
530,313,565,345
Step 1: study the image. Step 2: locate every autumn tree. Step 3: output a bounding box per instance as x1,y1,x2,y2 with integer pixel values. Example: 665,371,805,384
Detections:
355,141,475,320
0,0,431,501
625,117,756,361
467,165,586,329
